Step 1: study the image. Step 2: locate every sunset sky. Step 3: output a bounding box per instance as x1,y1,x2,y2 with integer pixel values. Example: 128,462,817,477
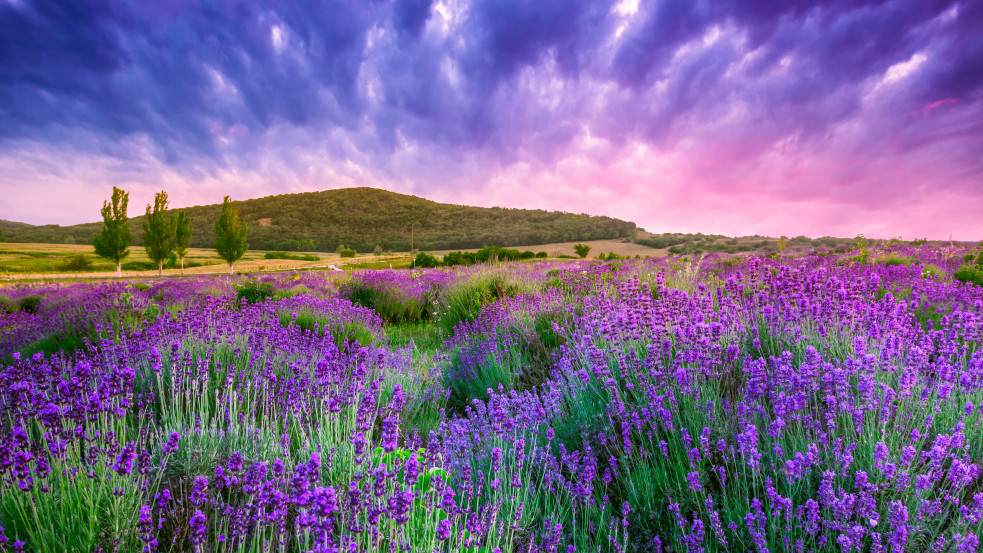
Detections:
1,0,980,239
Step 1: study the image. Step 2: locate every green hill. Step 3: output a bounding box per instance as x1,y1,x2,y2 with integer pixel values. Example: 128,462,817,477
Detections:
0,188,636,252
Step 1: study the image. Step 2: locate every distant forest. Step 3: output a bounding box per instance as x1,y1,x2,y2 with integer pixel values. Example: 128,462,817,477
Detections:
0,187,636,252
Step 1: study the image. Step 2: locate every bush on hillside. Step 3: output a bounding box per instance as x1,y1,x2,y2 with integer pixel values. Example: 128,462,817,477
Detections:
234,280,275,305
954,265,983,287
61,253,93,272
264,251,319,261
413,252,441,268
18,295,42,314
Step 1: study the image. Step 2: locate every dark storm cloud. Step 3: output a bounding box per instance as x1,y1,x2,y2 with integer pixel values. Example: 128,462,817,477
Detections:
0,0,980,196
392,0,434,39
0,0,378,158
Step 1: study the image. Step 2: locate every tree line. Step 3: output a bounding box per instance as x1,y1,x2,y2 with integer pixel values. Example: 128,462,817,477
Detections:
93,187,248,276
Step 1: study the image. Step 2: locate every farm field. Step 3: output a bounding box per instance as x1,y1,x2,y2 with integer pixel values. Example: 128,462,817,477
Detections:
1,244,982,551
0,240,662,282
0,243,415,281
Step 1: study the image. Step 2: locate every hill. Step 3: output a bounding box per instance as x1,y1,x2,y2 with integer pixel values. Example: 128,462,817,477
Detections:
0,188,636,252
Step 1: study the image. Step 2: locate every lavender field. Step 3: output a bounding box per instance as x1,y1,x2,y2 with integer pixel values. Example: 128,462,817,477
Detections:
1,246,982,552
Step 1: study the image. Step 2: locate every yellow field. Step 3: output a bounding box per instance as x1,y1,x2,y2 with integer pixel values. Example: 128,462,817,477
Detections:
0,242,411,281
2,236,736,282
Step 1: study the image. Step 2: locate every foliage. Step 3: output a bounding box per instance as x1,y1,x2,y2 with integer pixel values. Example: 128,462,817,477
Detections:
573,243,591,258
277,308,375,350
413,252,441,268
4,247,983,552
339,271,441,324
214,196,248,272
264,251,320,261
173,211,193,272
60,252,93,272
443,251,477,266
954,264,983,287
143,190,175,275
340,248,358,258
120,261,157,271
438,268,539,335
233,279,275,305
92,186,131,274
17,294,41,313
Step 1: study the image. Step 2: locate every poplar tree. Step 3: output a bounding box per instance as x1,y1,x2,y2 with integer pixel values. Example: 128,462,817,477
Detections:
143,191,174,276
173,211,193,275
93,186,131,277
214,196,248,274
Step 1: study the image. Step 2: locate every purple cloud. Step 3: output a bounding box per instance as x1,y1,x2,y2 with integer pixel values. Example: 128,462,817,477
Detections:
0,0,980,239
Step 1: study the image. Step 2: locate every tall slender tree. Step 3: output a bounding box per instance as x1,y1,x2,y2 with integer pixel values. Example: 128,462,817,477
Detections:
214,196,248,274
173,211,193,275
143,191,174,276
93,186,131,277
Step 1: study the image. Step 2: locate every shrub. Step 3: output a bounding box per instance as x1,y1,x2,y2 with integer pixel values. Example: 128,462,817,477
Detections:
0,295,16,314
444,305,569,413
278,309,375,350
536,251,548,258
121,261,156,271
413,252,441,268
882,253,918,267
573,244,591,258
439,268,539,335
921,264,945,279
18,295,42,314
373,245,383,256
472,246,525,263
339,272,440,324
233,279,275,305
443,251,477,266
340,248,357,258
954,264,983,287
520,250,535,259
264,251,319,261
61,253,93,272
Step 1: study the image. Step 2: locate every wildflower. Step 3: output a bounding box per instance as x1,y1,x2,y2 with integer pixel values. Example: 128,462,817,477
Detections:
436,518,453,541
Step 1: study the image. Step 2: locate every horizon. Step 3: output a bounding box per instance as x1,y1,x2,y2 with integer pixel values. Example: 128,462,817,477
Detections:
0,185,977,243
1,1,981,240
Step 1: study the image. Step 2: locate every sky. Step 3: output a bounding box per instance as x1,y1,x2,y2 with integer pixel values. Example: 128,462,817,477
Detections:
1,0,981,239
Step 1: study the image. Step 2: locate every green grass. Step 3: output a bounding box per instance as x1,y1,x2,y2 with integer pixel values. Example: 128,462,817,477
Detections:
277,308,376,350
0,243,238,274
384,321,445,352
342,258,414,270
438,267,540,335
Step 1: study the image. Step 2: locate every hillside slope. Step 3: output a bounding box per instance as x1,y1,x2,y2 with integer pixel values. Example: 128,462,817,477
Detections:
0,188,636,252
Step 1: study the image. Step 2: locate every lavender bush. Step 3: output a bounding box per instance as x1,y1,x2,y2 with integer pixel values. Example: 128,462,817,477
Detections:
1,243,982,552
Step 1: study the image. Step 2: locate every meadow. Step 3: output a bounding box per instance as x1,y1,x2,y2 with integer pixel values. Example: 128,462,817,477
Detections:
0,243,982,552
0,243,414,280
